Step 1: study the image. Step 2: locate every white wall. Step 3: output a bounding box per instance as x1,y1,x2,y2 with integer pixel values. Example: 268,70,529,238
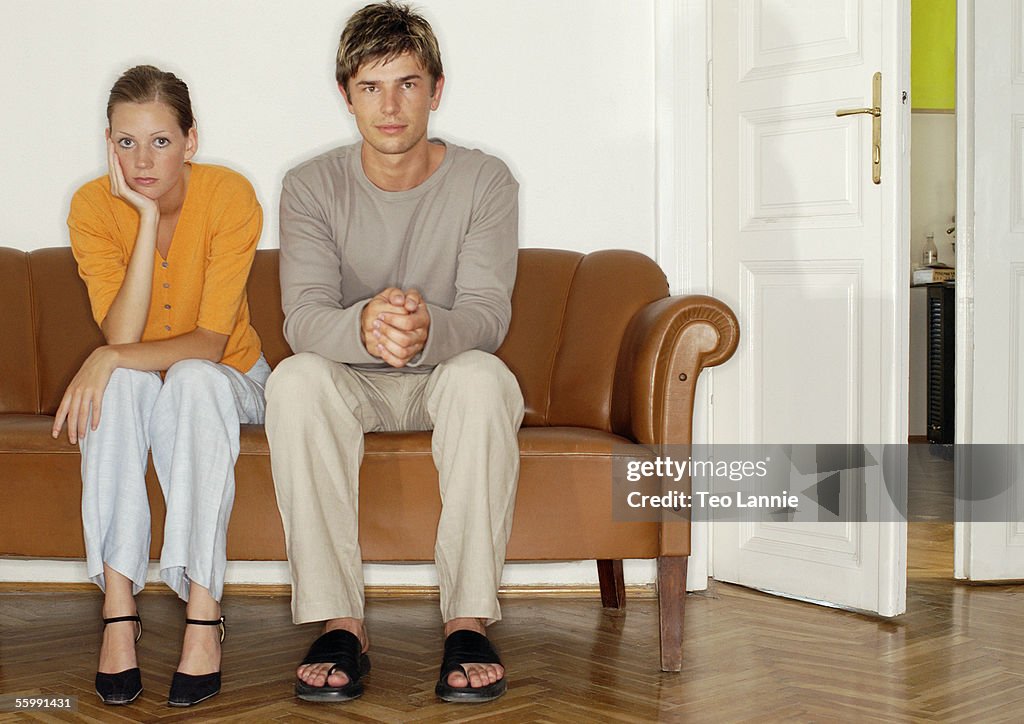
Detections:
910,113,957,268
1,0,656,254
0,1,669,587
908,111,956,436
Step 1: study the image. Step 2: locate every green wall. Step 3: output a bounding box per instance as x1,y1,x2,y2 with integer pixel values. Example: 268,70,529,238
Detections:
911,0,956,110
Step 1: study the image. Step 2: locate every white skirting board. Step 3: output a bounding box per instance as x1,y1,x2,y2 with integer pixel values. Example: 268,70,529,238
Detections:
0,558,660,588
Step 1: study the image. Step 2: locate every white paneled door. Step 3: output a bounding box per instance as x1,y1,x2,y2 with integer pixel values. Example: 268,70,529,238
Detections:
711,0,910,615
957,0,1024,580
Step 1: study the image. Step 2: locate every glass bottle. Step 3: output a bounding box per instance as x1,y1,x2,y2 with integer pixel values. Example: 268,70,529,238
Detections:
922,233,938,266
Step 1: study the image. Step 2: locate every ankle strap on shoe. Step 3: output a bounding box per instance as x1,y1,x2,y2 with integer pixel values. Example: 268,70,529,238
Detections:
185,616,226,643
102,614,143,643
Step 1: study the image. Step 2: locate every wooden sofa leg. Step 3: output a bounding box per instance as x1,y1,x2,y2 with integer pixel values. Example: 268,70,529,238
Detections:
658,555,687,672
597,559,626,609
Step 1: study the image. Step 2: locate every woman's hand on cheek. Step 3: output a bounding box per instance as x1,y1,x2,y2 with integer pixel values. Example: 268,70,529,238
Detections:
52,346,120,445
107,139,158,219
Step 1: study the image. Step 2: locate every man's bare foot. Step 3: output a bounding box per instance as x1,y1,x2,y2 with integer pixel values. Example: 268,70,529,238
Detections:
443,617,504,689
296,618,368,688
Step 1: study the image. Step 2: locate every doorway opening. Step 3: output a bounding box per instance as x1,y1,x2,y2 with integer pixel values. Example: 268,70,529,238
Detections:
906,0,956,579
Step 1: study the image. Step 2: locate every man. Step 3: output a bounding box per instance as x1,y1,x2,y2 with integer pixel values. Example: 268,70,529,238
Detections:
265,1,523,704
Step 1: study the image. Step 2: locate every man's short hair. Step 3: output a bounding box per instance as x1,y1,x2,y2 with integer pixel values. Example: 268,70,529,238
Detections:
336,1,444,94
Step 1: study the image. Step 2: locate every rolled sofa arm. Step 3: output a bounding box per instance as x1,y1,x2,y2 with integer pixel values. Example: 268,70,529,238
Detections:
613,294,740,447
612,295,739,556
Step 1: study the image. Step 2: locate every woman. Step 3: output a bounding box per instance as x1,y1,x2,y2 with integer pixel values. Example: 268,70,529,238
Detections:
53,64,268,708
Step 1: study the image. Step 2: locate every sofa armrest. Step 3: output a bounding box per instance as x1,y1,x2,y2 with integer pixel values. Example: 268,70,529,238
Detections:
613,294,740,446
612,295,738,556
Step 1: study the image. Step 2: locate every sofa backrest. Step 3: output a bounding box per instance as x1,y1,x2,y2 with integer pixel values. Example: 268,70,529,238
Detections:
2,247,668,429
242,247,671,430
0,248,106,415
0,248,40,414
495,249,668,429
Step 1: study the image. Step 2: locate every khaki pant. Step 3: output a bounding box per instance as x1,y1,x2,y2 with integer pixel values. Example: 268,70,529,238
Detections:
265,350,524,625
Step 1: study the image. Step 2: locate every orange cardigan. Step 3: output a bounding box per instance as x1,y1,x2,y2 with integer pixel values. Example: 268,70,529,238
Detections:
68,163,263,373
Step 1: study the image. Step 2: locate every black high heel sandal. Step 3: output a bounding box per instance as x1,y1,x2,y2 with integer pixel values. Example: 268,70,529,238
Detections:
95,614,143,705
167,616,225,707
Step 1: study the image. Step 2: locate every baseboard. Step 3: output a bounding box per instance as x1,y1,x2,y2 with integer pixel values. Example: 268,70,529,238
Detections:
908,435,928,443
0,558,661,589
0,581,657,599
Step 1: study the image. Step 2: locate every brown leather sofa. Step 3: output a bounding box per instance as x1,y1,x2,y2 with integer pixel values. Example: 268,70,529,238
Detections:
0,245,738,671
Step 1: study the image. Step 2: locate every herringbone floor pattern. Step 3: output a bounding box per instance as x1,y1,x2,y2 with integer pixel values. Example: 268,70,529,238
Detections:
2,447,1023,722
4,574,1023,722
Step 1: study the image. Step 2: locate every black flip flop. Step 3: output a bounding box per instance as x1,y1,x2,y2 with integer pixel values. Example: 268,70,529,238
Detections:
434,630,507,703
294,629,370,702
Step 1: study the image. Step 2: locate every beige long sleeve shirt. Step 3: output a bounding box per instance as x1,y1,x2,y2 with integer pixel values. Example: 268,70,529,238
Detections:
278,140,519,371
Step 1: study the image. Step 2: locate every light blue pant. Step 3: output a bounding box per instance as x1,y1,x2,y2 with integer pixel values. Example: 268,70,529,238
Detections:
80,356,270,602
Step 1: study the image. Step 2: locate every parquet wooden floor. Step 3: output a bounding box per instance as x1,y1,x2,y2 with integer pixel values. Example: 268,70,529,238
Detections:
3,447,1022,722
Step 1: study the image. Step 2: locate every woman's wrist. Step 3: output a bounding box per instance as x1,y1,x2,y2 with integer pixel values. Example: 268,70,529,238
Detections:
138,206,160,227
94,344,122,371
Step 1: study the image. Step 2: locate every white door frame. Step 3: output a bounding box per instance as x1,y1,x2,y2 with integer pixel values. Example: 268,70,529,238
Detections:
953,0,975,579
654,0,712,590
953,0,1024,580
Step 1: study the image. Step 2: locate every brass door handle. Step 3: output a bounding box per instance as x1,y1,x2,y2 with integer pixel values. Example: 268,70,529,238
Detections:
836,106,880,117
835,72,882,184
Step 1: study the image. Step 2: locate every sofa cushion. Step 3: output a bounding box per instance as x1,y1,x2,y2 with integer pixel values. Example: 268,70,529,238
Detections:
357,427,660,561
235,425,661,560
2,417,659,562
